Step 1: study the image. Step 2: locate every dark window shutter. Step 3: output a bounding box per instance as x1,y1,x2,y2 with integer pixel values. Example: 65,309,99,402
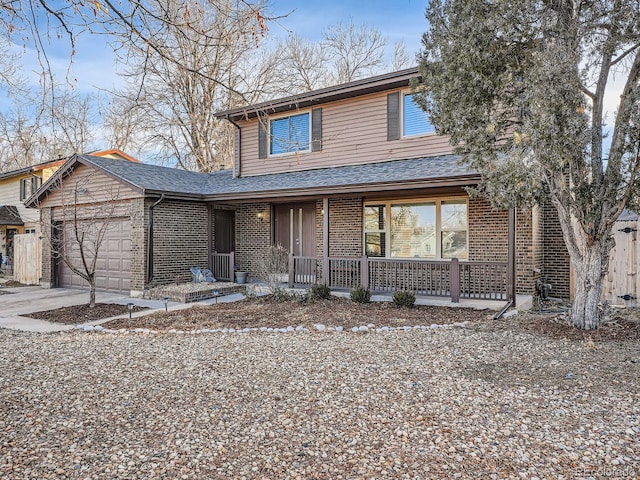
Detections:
20,179,26,200
32,176,41,192
258,117,267,159
311,108,322,152
387,92,400,141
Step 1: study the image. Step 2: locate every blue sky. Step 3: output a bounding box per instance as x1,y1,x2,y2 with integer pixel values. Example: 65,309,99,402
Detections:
269,0,428,54
5,1,429,103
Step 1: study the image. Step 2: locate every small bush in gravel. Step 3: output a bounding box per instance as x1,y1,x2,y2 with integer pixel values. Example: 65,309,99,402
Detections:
309,283,331,300
270,288,308,303
350,286,371,304
392,290,416,308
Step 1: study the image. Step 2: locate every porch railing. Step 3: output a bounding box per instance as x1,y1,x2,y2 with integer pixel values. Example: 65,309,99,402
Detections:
210,252,235,281
287,255,508,302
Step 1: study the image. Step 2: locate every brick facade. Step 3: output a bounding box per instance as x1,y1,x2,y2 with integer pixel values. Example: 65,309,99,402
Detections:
328,197,363,257
149,200,209,286
463,197,539,295
540,199,571,299
38,187,570,299
233,202,272,277
40,207,53,288
129,198,146,293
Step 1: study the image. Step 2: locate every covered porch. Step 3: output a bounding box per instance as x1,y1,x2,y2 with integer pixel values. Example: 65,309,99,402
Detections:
204,155,526,306
208,204,517,305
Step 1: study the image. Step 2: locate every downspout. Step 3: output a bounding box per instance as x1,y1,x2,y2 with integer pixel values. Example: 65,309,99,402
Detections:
146,194,165,284
226,115,241,178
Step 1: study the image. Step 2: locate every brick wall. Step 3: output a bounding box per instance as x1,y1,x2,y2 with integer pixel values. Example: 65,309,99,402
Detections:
40,207,53,288
150,200,209,286
129,198,146,293
328,197,363,256
541,199,571,299
234,202,272,278
468,198,537,295
516,207,536,295
468,198,509,262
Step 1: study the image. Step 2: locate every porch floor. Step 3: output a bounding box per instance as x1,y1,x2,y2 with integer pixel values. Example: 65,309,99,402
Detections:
333,291,532,311
247,282,532,311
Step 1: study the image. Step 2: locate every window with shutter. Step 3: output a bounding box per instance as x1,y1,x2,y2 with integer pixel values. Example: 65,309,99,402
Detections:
402,92,434,137
269,112,311,155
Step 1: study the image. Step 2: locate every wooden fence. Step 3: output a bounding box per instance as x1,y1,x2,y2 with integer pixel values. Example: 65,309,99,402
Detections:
13,233,41,285
602,213,639,306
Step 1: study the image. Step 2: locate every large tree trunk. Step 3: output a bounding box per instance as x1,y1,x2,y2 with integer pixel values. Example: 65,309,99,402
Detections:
570,243,608,329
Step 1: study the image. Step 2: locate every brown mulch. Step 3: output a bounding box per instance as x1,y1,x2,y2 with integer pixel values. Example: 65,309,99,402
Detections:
102,297,492,330
519,309,640,342
26,303,149,325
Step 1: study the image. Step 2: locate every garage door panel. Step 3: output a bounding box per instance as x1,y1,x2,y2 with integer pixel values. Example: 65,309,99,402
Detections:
60,218,131,292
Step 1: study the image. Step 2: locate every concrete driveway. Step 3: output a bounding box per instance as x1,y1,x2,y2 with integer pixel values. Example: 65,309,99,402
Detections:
0,286,169,333
0,285,246,333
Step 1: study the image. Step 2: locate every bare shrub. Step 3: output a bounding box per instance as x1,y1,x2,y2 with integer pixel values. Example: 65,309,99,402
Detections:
255,244,289,293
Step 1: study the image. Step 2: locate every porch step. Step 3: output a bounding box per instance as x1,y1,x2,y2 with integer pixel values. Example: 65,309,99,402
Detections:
144,282,246,303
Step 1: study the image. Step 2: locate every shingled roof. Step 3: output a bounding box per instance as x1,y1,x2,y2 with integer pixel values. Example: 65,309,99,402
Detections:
28,153,479,206
0,206,23,226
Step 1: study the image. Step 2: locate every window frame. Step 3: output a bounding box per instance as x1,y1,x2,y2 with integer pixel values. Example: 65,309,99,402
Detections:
268,110,312,157
20,176,42,201
401,90,435,139
363,197,468,260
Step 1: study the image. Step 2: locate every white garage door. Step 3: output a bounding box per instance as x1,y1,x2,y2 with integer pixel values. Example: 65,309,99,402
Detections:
59,218,131,292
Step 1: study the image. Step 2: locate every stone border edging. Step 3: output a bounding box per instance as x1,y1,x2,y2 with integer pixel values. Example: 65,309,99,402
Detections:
75,321,471,335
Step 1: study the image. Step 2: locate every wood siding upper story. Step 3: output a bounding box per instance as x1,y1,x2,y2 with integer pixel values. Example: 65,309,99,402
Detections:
237,89,454,177
39,165,141,215
0,174,41,225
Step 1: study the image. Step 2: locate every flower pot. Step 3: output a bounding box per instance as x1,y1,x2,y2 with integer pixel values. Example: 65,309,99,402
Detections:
235,271,248,284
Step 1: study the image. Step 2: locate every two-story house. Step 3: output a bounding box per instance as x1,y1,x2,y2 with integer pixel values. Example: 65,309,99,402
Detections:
29,68,570,301
0,158,65,266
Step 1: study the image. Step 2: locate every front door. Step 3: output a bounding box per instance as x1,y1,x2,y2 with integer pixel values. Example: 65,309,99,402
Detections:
274,203,316,256
214,210,235,253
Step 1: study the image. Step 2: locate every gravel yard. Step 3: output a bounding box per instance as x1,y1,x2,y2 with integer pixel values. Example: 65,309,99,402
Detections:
1,310,639,479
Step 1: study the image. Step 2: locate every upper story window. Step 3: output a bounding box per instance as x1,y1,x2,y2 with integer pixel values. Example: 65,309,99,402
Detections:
364,198,468,260
402,92,435,137
20,176,42,201
270,112,310,155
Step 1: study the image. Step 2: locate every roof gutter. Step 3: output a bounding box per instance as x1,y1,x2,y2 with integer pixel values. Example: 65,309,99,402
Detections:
200,175,481,202
146,194,165,284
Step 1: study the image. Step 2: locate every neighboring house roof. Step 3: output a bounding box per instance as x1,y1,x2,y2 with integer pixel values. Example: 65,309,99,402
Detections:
215,67,421,121
0,148,138,181
0,206,23,226
28,153,479,206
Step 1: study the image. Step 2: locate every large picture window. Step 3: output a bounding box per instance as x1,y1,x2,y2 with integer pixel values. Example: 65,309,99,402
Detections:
270,112,310,155
402,92,435,137
364,198,468,260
